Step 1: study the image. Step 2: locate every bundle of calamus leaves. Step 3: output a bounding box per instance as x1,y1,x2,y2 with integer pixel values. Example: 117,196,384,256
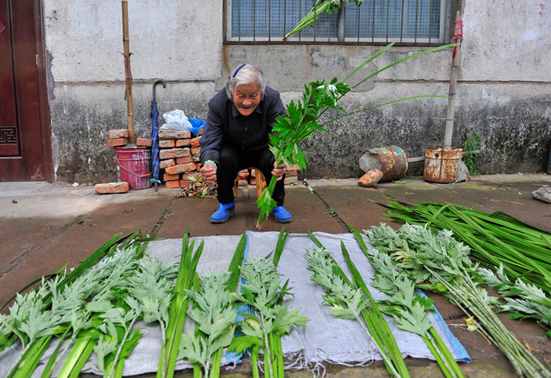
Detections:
256,42,453,226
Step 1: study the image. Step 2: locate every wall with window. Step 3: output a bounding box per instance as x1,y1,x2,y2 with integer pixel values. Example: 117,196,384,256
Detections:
43,0,551,182
223,0,551,176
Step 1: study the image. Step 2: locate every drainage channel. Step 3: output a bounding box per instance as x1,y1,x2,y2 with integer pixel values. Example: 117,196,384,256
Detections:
302,179,351,232
149,196,177,237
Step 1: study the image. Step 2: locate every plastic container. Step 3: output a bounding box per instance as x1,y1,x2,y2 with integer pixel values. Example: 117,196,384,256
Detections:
188,118,206,136
115,147,151,190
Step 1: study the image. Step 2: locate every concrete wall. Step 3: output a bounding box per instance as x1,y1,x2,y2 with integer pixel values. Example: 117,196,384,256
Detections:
44,0,551,182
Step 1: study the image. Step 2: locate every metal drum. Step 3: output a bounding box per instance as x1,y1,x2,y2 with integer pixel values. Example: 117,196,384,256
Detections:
359,145,408,182
423,147,464,183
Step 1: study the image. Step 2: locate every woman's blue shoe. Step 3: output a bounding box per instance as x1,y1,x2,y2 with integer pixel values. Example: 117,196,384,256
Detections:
272,206,293,223
210,202,235,223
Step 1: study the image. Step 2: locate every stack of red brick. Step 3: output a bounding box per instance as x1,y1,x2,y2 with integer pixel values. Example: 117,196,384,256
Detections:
157,129,208,192
235,165,300,187
106,129,152,149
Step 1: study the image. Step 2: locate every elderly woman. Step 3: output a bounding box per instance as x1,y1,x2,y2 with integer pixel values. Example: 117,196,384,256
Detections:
199,64,293,224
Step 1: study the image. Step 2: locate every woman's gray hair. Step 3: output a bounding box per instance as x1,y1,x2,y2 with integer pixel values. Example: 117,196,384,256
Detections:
225,64,266,99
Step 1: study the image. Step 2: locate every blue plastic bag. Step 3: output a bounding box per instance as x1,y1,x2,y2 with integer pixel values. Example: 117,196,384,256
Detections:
188,118,206,137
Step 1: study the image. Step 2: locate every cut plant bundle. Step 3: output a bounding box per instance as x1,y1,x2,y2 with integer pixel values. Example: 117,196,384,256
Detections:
0,233,131,356
479,265,551,337
158,233,204,378
93,252,179,378
366,223,551,378
56,238,148,378
230,231,307,378
256,43,453,226
177,234,246,378
306,234,410,378
1,235,146,378
351,229,465,378
178,273,238,378
386,200,551,295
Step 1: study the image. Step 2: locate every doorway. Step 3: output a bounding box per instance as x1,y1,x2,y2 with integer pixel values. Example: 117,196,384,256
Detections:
0,0,52,181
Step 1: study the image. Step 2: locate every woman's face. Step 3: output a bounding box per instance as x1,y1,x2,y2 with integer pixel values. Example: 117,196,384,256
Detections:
232,83,262,117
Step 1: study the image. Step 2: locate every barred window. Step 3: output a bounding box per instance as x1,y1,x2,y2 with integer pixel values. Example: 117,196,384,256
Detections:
225,0,451,44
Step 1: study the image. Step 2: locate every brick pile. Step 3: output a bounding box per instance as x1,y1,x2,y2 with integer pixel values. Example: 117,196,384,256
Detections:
106,129,152,148
157,129,214,196
235,165,300,187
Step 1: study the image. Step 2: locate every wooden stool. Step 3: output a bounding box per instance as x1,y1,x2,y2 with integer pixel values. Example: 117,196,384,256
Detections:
234,168,266,198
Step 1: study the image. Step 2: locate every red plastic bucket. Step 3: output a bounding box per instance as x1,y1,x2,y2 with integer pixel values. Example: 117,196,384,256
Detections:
115,147,151,190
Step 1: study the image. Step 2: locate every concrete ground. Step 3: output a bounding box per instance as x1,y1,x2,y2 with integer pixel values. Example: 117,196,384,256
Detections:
1,174,550,377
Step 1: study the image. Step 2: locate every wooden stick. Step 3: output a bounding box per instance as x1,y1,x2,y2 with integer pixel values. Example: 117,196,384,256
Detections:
122,0,135,145
443,10,463,148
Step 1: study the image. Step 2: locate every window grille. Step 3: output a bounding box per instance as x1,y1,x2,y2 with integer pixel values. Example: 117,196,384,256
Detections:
225,0,450,44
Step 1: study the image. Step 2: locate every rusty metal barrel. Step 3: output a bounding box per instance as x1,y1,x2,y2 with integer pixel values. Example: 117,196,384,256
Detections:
359,146,408,182
423,147,464,183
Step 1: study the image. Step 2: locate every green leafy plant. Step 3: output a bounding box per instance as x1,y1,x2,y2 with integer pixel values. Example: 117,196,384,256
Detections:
178,273,237,378
3,236,146,378
56,240,147,378
176,233,246,378
284,0,363,39
352,229,465,378
463,132,481,175
386,201,551,295
0,234,131,357
158,233,204,378
366,223,551,378
229,232,307,378
479,265,551,337
306,234,410,378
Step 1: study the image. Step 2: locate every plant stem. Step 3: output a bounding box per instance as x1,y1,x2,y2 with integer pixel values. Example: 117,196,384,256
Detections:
422,334,454,378
261,315,274,378
209,349,223,378
68,336,96,378
193,364,202,378
8,336,53,378
251,346,260,378
40,328,71,378
429,327,465,378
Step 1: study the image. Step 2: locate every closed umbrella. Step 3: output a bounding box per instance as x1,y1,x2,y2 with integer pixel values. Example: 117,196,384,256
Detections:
150,80,166,191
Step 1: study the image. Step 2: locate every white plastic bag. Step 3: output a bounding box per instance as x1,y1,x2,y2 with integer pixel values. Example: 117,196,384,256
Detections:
161,109,192,131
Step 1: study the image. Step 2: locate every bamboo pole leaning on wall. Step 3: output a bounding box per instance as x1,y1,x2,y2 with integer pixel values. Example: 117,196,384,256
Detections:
122,0,135,145
443,9,464,148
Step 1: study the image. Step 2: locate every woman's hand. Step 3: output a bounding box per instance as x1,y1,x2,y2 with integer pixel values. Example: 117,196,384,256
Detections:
200,161,217,183
271,163,286,181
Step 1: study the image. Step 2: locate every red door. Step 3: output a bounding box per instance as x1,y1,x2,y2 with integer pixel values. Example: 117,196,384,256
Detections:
0,0,52,181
